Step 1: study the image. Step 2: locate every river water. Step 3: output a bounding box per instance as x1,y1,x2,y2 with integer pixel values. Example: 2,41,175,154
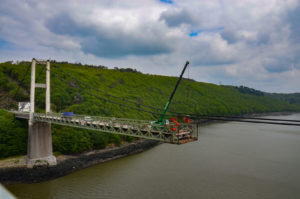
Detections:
6,114,300,199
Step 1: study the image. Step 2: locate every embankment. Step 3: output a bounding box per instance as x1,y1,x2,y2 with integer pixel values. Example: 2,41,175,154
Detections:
0,139,159,185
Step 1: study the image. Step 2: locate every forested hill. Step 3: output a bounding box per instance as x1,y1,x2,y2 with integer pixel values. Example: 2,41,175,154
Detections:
1,60,300,118
265,93,300,106
1,60,300,158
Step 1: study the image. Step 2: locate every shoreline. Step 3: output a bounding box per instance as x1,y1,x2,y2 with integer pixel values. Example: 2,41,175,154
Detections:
0,139,160,185
1,111,297,185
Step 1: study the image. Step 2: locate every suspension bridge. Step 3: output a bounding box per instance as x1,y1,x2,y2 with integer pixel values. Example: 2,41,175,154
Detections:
11,59,197,167
10,59,300,168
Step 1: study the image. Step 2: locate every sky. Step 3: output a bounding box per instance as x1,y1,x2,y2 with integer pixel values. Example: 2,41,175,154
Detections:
0,0,300,93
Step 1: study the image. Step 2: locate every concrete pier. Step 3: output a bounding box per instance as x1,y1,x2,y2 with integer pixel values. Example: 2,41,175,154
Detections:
26,122,56,168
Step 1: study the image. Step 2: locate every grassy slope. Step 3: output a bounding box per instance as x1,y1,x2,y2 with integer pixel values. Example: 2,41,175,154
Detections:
0,61,299,158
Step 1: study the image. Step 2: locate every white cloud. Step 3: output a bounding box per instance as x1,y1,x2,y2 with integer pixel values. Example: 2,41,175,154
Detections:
0,0,299,92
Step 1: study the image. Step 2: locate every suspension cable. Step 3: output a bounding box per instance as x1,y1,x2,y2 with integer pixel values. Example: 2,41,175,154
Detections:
50,69,300,126
179,113,300,123
51,64,169,112
50,69,163,116
191,116,300,126
50,65,300,122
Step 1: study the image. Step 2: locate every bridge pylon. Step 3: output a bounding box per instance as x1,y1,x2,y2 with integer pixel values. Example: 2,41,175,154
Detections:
26,58,56,168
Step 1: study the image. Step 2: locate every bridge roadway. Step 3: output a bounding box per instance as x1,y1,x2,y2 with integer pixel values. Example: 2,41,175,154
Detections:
12,111,198,144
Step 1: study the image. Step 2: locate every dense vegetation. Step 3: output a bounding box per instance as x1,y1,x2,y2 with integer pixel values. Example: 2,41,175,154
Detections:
0,109,27,158
235,86,264,96
0,60,299,158
266,93,300,105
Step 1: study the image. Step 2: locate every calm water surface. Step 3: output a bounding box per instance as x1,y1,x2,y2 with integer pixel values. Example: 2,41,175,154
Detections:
7,114,300,199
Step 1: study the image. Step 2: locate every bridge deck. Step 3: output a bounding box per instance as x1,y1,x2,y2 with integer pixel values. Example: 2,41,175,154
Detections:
13,112,198,144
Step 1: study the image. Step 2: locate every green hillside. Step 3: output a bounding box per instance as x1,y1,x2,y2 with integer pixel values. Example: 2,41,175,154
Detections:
0,60,299,158
266,93,300,105
1,61,299,116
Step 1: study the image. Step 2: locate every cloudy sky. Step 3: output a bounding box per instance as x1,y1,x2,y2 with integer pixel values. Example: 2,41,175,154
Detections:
0,0,300,93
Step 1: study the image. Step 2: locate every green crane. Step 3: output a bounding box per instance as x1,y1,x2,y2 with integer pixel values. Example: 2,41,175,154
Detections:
154,61,190,126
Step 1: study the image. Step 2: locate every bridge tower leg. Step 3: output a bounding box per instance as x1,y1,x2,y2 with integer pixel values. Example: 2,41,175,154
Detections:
26,58,57,168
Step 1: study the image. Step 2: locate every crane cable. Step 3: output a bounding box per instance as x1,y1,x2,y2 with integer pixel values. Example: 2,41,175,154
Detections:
186,63,191,108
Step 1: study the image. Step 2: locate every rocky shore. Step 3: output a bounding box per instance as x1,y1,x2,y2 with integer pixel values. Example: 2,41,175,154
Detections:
0,139,160,185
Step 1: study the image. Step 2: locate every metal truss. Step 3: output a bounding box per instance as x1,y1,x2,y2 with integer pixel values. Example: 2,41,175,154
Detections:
28,112,198,144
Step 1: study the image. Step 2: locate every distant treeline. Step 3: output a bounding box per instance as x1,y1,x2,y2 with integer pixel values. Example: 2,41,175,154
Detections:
50,60,108,70
4,60,142,73
235,86,264,96
266,93,300,105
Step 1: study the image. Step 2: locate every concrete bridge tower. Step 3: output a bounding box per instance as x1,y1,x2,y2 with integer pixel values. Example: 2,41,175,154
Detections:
26,58,57,167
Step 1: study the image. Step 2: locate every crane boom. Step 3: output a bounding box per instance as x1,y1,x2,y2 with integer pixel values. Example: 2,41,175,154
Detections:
155,61,190,125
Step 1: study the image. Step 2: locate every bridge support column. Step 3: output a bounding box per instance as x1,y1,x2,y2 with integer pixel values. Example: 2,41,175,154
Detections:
26,122,56,168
